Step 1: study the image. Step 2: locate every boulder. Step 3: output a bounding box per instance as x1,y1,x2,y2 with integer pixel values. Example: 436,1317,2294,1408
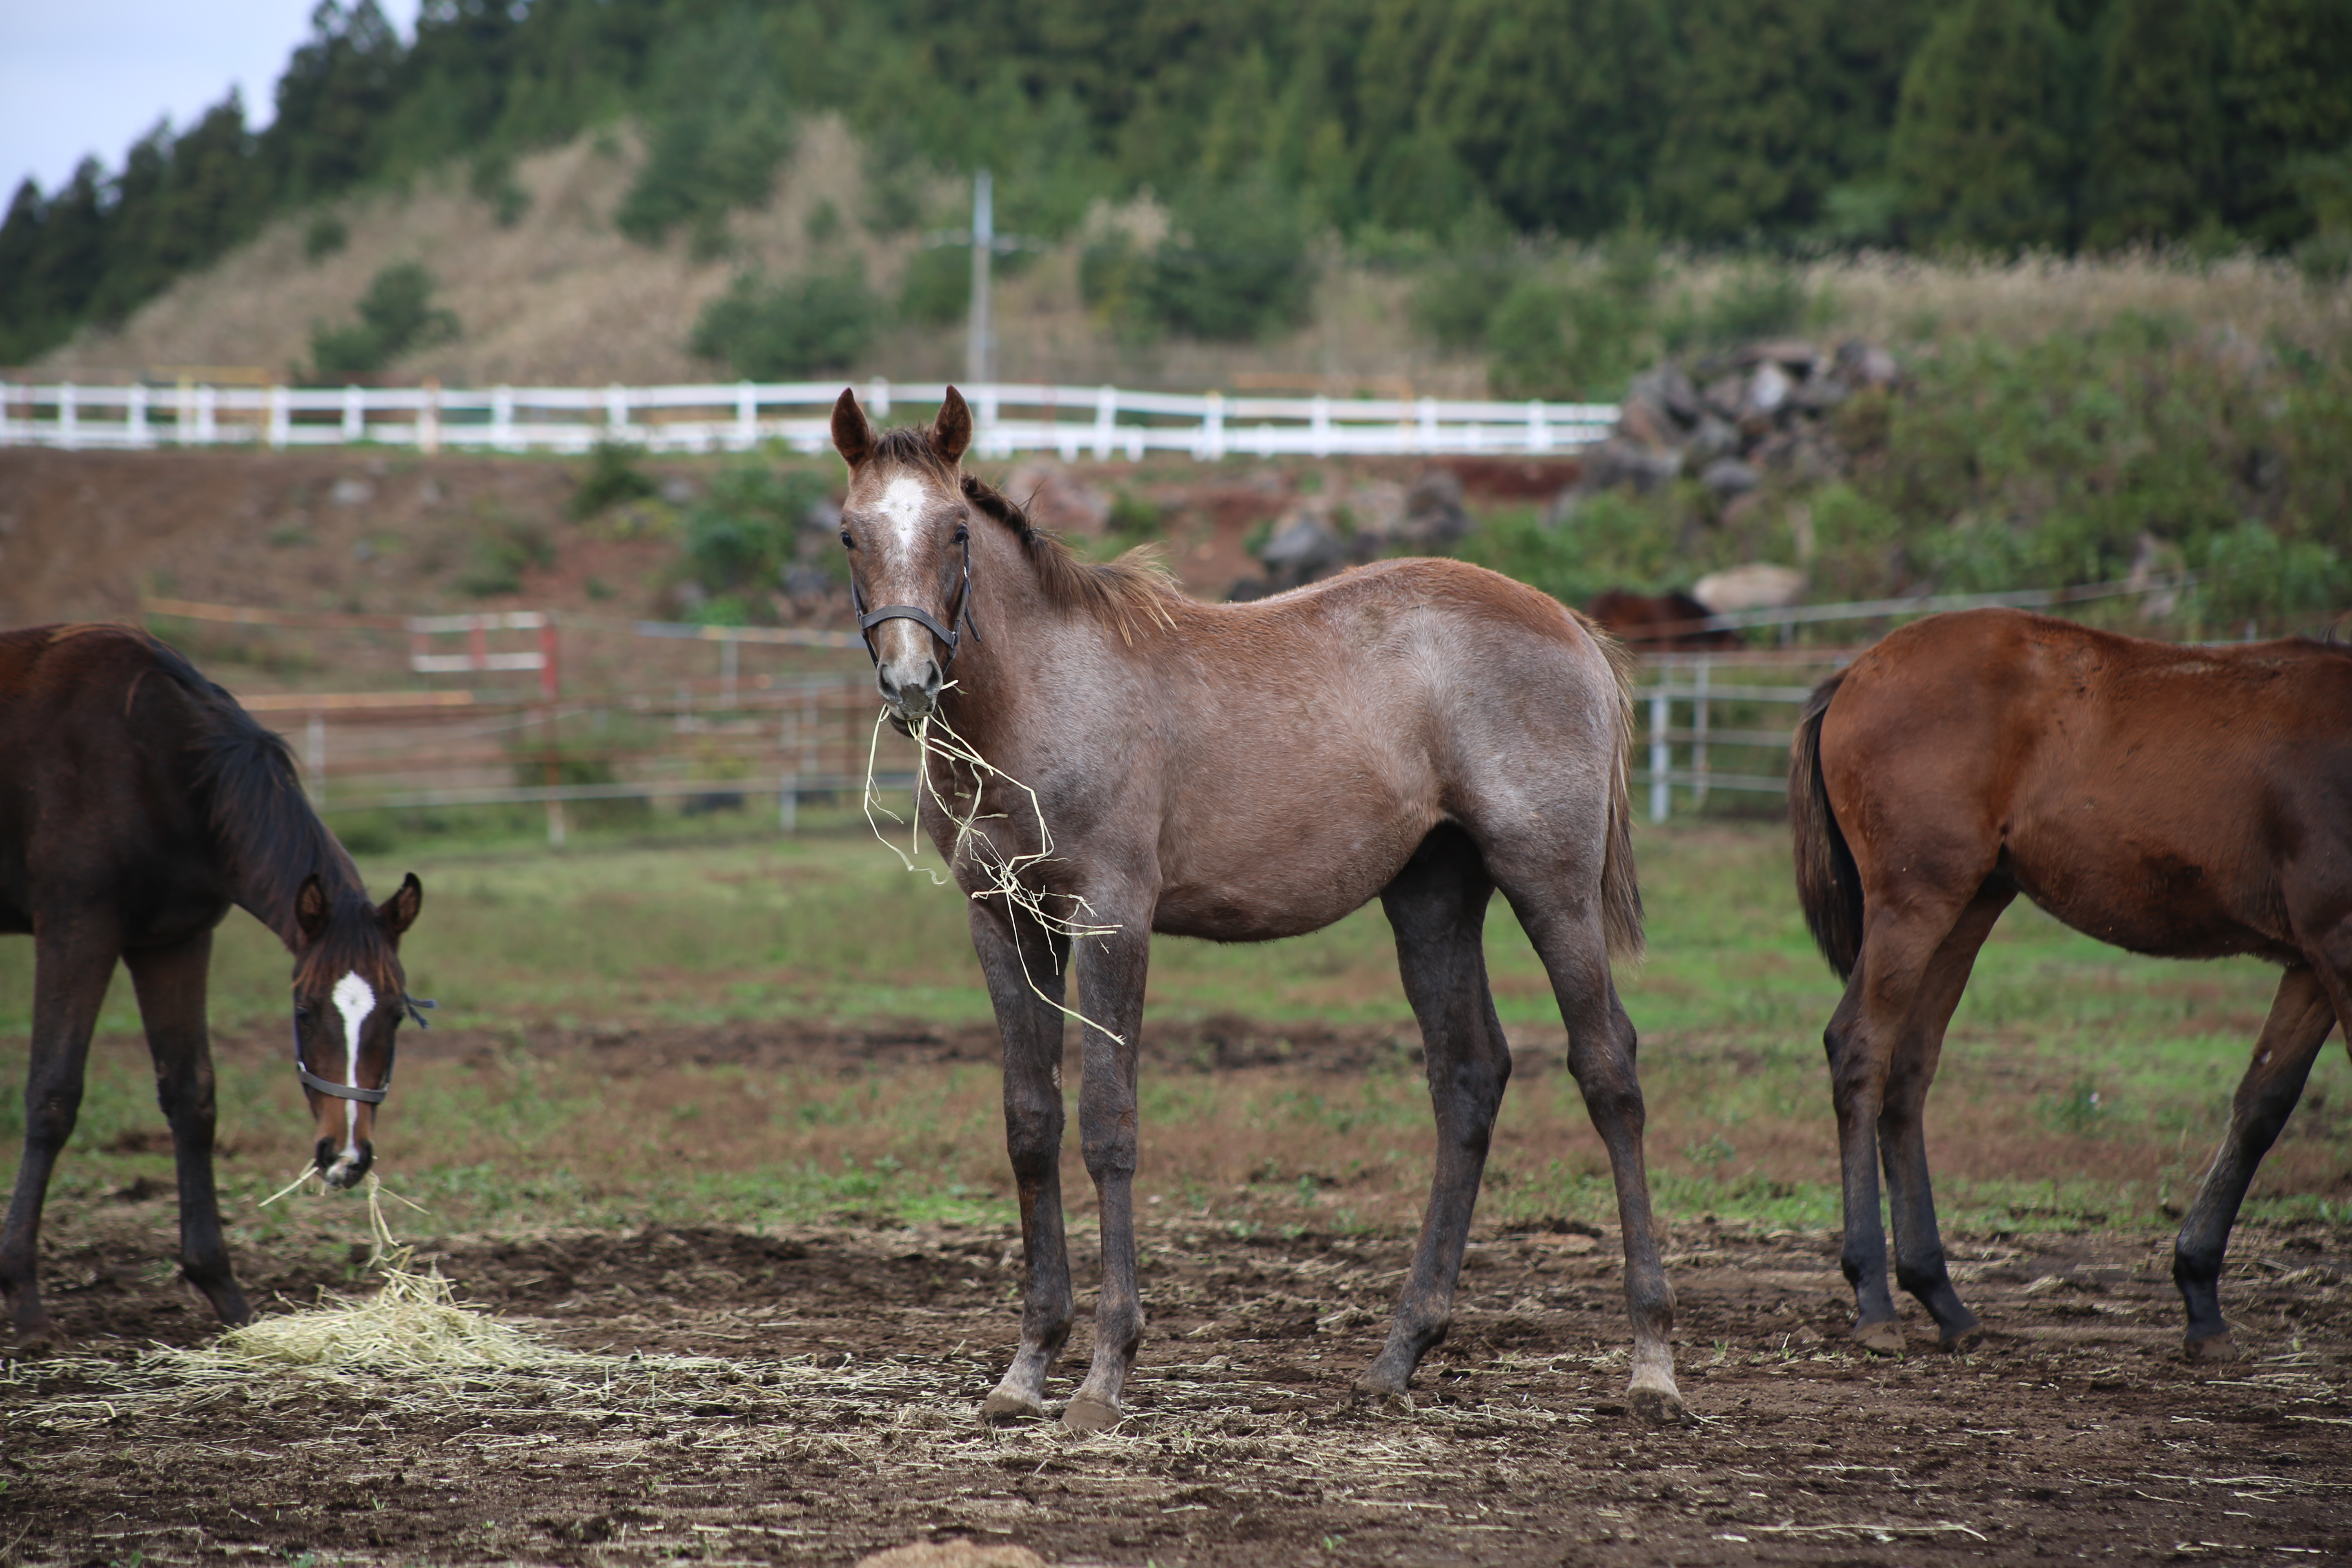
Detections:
1627,363,1702,426
1834,339,1901,390
1700,457,1761,498
1399,468,1473,548
1579,440,1684,496
1746,361,1793,418
1693,562,1807,614
1258,515,1346,587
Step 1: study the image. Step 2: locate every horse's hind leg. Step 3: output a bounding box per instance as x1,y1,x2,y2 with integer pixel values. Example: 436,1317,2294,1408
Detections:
1524,911,1683,1423
2172,965,2335,1360
124,932,249,1326
1358,826,1512,1407
1879,882,2012,1350
0,924,118,1345
970,899,1078,1422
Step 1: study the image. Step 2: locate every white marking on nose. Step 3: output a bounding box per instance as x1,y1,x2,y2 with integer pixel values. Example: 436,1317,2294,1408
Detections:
332,971,376,1152
876,474,933,555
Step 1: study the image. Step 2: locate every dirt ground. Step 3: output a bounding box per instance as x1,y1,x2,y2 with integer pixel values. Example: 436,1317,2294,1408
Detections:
6,1018,2350,1568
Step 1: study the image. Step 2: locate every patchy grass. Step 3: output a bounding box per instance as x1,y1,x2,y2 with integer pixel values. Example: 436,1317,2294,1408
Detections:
4,821,2344,1248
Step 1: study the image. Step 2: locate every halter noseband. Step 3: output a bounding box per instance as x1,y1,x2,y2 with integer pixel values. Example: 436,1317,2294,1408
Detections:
293,993,433,1105
850,527,982,668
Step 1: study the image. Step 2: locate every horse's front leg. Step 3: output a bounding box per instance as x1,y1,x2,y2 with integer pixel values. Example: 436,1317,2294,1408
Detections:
1064,914,1151,1432
125,931,250,1326
2,921,119,1346
971,898,1076,1421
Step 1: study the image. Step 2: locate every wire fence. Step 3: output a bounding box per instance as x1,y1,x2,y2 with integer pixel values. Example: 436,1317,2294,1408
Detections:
1,379,1617,460
143,568,2220,841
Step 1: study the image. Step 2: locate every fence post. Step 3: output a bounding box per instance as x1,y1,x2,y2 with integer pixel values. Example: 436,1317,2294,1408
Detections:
868,377,892,419
420,379,441,455
1310,394,1331,458
735,381,756,448
59,383,77,450
1649,689,1670,824
1527,399,1548,454
492,385,514,450
1094,384,1117,459
1417,396,1438,454
1203,392,1225,461
305,713,327,808
605,384,627,442
269,385,290,449
129,383,149,447
1692,656,1711,808
779,771,798,833
343,384,363,442
197,384,216,445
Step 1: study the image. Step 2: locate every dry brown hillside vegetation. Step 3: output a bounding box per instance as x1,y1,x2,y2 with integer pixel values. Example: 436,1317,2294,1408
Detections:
31,119,2343,395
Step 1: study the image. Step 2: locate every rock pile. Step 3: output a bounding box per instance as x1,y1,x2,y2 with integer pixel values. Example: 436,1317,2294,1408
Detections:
1553,338,1901,522
1231,468,1475,599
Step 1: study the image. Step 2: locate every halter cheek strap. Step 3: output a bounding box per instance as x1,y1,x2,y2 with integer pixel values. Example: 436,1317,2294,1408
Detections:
291,994,432,1105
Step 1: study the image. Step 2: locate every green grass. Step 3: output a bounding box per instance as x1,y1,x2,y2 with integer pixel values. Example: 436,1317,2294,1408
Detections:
2,819,2343,1240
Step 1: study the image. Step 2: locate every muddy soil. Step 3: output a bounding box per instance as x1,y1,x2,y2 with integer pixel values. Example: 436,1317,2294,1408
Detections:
7,1186,2349,1566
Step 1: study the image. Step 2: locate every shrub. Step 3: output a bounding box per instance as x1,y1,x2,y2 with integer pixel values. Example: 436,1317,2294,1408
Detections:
567,441,657,521
897,245,969,327
306,261,459,380
303,212,347,261
1135,175,1318,341
689,268,881,379
680,463,838,604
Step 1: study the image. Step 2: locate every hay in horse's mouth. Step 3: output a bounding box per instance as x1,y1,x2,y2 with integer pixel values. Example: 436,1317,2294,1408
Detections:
862,698,1123,1044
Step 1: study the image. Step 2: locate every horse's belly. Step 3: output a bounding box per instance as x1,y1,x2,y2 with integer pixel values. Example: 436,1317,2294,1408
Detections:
2007,842,2287,960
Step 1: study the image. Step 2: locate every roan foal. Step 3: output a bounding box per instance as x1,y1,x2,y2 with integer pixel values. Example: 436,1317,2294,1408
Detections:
832,388,1682,1428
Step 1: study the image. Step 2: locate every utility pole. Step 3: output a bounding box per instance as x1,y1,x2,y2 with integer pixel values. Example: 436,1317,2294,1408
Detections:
967,169,993,388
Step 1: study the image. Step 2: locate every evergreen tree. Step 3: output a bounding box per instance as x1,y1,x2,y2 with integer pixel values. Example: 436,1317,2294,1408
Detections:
1888,0,2078,249
0,181,51,363
2080,0,2228,249
2223,0,2352,247
1408,0,1673,238
265,0,406,201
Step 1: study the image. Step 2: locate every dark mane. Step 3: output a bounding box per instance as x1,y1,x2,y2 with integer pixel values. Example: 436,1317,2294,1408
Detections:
140,633,365,947
959,472,1180,644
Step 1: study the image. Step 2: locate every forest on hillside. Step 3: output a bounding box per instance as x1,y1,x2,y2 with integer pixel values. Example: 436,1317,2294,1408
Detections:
3,0,2349,370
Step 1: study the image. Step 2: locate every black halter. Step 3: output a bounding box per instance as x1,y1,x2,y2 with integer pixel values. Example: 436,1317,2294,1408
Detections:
851,528,982,667
292,993,433,1105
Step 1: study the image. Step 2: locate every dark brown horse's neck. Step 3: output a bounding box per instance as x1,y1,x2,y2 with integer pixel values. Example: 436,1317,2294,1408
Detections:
227,804,368,953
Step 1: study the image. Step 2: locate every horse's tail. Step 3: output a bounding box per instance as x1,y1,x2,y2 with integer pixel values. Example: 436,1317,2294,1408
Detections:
1585,617,1646,965
1790,671,1863,980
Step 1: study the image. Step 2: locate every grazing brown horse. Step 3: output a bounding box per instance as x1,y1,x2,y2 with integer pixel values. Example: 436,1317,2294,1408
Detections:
1584,589,1740,652
0,624,425,1345
831,388,1682,1428
1791,608,2352,1358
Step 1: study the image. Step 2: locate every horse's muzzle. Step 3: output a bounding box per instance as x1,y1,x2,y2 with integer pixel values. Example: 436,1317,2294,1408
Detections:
316,1137,375,1189
878,655,942,722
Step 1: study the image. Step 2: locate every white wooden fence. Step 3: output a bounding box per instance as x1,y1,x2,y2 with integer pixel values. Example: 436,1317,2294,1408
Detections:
0,379,1617,460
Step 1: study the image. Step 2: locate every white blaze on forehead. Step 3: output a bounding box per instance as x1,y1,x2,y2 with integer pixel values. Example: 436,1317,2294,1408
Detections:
875,473,936,554
332,971,376,1149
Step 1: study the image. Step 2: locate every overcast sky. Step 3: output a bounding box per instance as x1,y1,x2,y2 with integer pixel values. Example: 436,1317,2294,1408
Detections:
1,0,425,196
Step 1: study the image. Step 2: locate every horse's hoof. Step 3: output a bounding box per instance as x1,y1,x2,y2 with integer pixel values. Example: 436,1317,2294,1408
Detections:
2184,1331,2235,1363
1628,1380,1688,1426
1350,1379,1413,1414
1937,1323,1985,1354
980,1388,1047,1423
1060,1393,1121,1433
1853,1319,1905,1356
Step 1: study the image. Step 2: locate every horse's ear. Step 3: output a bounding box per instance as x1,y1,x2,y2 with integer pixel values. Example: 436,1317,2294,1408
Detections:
831,388,876,470
295,874,330,943
932,386,973,466
379,872,423,939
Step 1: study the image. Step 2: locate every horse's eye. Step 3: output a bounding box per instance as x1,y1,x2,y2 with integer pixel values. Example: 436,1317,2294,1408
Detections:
840,529,854,549
953,525,969,544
